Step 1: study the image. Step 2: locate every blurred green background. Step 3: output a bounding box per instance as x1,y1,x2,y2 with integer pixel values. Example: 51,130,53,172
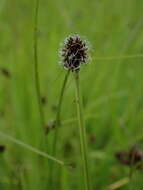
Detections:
0,0,143,189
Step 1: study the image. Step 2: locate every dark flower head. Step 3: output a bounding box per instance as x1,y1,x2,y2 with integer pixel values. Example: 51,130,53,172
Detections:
59,35,90,71
115,146,143,170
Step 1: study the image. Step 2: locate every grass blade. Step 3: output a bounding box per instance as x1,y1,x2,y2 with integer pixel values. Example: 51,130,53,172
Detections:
0,131,64,166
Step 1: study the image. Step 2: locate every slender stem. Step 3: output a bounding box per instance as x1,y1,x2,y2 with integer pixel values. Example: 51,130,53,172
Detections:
55,70,70,128
49,70,70,188
74,71,90,190
52,70,70,155
34,0,45,128
0,131,64,166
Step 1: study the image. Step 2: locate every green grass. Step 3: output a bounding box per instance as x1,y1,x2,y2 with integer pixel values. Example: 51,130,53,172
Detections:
0,0,143,189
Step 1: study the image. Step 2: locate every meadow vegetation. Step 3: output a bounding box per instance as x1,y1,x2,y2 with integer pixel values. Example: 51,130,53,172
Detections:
0,0,143,189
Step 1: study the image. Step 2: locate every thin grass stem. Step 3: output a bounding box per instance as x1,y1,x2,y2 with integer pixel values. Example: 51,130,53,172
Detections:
49,70,70,188
34,0,45,128
0,131,64,166
74,71,90,190
94,54,143,61
53,70,70,155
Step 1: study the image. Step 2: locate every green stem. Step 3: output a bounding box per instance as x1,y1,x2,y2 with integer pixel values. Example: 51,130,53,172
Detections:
56,70,70,126
0,131,64,166
34,0,45,128
53,70,70,154
49,70,70,188
74,71,90,190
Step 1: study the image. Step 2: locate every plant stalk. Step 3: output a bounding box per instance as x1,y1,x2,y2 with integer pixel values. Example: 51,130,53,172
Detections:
74,71,90,190
34,0,45,128
56,70,70,127
49,70,70,188
53,70,70,154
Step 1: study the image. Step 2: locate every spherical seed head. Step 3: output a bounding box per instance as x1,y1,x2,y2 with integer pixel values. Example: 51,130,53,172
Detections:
59,35,90,71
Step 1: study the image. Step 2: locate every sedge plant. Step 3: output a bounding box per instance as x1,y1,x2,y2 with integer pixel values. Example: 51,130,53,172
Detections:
59,34,91,190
